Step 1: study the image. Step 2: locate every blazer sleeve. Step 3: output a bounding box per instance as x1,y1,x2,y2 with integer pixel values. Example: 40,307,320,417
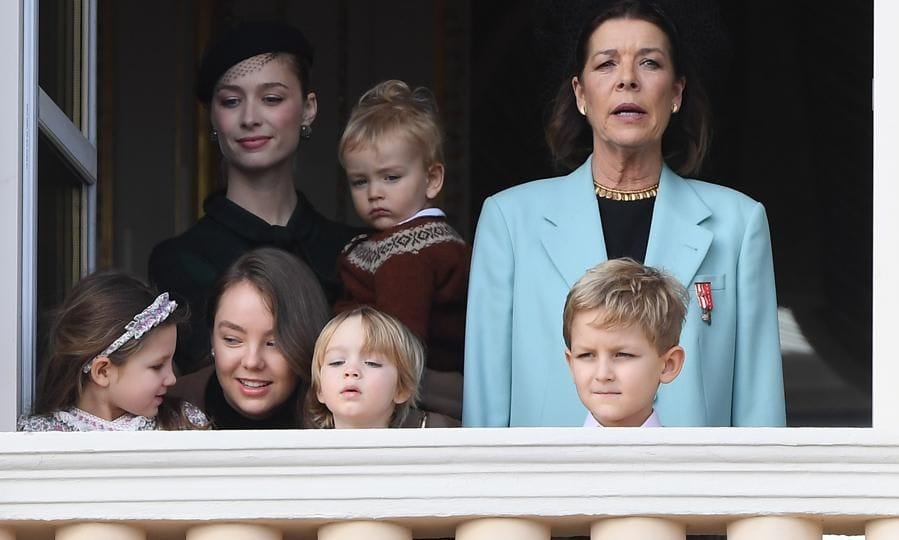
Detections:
463,197,514,427
732,202,786,426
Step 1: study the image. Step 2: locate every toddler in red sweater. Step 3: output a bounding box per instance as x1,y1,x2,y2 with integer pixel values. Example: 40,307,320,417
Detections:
335,79,470,422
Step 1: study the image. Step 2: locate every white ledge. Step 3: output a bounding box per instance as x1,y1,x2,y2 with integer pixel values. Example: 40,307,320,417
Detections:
1,428,897,536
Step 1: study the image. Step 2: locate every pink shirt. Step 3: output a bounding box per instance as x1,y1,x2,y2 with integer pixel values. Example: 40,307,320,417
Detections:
583,410,662,428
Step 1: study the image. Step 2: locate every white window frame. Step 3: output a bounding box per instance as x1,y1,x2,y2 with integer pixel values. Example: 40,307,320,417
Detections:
0,1,26,431
18,0,98,418
0,1,894,430
872,0,897,428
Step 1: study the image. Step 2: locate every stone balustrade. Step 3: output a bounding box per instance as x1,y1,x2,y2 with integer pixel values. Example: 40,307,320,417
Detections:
1,428,898,538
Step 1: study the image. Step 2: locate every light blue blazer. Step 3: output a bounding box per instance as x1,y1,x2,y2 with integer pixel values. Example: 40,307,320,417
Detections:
463,157,786,427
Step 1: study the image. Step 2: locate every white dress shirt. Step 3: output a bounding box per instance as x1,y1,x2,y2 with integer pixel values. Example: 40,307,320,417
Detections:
397,207,446,226
583,410,662,427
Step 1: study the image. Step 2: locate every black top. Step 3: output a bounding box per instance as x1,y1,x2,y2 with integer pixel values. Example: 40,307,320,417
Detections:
148,190,363,374
204,375,301,430
597,196,656,262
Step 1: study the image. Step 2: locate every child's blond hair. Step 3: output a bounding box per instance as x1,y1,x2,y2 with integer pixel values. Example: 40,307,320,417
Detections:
307,307,424,428
562,258,689,352
338,79,444,167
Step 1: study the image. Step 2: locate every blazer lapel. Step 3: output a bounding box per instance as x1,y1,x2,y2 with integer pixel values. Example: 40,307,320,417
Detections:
644,166,713,287
540,159,607,288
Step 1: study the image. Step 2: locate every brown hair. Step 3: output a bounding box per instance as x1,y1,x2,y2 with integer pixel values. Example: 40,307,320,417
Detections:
562,258,689,352
273,52,312,96
306,307,424,429
545,0,711,176
339,79,444,168
207,247,330,422
33,271,198,430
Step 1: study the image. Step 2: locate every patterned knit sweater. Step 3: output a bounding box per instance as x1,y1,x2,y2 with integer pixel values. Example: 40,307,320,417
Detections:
336,216,471,374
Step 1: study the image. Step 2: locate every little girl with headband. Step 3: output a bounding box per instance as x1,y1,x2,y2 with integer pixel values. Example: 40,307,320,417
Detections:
18,272,207,431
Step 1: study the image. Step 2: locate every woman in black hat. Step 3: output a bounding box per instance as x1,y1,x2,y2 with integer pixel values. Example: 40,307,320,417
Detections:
149,22,361,375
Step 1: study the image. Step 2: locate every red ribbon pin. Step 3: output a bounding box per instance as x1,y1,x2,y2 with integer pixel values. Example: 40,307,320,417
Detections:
695,282,713,325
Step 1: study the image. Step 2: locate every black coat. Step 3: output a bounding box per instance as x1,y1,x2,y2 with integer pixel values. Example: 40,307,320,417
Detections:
149,190,362,374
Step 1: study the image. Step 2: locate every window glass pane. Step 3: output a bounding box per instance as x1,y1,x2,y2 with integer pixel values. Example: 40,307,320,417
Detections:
39,0,82,126
36,132,84,370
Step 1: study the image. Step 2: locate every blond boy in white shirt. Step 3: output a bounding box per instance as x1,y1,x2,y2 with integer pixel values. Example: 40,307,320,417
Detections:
563,259,689,428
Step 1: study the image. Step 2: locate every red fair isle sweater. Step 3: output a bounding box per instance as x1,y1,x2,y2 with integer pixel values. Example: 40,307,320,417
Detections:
335,216,471,374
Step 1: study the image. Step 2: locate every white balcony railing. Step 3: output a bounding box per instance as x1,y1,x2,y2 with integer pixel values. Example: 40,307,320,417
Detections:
2,428,899,539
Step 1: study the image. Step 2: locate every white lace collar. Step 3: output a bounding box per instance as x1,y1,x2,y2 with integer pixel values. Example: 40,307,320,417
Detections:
54,407,156,431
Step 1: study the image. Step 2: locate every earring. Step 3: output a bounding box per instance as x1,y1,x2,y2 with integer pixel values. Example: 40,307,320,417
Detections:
579,104,587,116
210,130,218,142
210,349,215,358
299,124,312,140
672,103,679,114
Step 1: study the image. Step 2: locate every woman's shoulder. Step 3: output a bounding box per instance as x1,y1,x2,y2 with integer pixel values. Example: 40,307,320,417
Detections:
148,213,223,276
149,190,262,265
491,159,592,203
476,167,592,233
680,175,763,211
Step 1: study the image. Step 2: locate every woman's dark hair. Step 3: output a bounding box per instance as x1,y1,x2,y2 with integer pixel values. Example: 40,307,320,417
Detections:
273,52,312,95
206,247,330,422
545,0,711,176
33,271,195,430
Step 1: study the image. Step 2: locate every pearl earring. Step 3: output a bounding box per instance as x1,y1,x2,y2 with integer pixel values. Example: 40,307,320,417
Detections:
672,103,679,114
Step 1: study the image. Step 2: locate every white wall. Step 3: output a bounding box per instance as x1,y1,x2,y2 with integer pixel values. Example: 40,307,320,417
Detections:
873,0,899,427
0,0,24,430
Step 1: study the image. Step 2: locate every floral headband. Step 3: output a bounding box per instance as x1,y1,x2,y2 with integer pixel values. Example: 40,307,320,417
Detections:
81,293,178,374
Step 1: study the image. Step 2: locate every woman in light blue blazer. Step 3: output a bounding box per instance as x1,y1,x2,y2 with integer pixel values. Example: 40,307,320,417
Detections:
463,0,785,428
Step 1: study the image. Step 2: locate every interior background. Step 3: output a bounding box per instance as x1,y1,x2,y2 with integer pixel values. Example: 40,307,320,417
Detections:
91,0,872,426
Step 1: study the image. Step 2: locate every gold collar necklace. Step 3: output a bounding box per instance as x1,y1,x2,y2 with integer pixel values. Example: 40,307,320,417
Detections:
593,180,659,201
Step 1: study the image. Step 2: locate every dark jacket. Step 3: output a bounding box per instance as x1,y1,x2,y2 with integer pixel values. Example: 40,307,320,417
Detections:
149,191,363,374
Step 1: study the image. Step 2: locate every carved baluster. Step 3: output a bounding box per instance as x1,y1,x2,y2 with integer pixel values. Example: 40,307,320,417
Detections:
318,521,411,540
867,518,899,539
591,517,685,540
56,523,145,540
187,524,282,540
728,517,822,539
456,518,550,540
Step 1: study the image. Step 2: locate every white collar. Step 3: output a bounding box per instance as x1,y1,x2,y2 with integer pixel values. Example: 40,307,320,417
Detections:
55,407,156,431
583,409,662,428
396,207,446,226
